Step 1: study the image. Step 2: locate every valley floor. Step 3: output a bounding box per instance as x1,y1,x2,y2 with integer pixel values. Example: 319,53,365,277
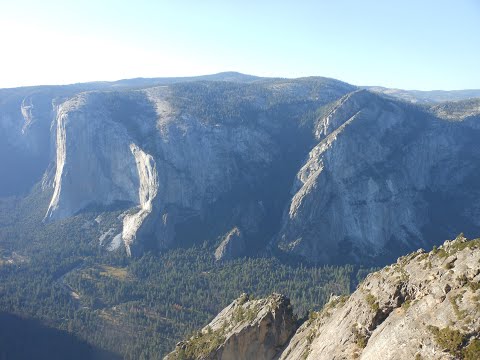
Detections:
0,191,371,359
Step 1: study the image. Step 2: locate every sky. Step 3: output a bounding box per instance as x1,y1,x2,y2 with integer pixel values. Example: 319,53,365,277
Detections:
0,0,479,90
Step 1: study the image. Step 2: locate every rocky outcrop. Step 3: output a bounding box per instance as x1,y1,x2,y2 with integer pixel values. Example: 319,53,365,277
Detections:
165,293,297,360
280,235,480,359
172,235,480,359
214,227,246,261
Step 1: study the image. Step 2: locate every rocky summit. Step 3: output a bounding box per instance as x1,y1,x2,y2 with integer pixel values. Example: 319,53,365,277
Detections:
164,293,297,360
1,73,480,264
168,235,480,359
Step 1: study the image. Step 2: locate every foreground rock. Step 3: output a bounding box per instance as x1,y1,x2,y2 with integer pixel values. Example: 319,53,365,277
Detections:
214,227,246,261
164,293,297,360
169,235,480,359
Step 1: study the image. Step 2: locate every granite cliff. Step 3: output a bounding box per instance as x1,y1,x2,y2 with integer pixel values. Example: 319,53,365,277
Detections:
276,92,480,264
40,77,355,256
1,74,480,264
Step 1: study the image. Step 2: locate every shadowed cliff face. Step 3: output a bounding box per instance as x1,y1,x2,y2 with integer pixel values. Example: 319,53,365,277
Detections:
0,90,55,197
164,293,297,360
276,91,480,265
1,76,480,265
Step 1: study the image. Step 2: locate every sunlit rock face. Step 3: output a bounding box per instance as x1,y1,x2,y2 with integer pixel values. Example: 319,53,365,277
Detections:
214,227,246,261
45,93,144,221
2,75,479,264
276,91,480,265
42,78,354,256
279,236,480,360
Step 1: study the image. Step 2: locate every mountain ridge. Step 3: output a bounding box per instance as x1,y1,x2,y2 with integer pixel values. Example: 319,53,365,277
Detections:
1,74,479,265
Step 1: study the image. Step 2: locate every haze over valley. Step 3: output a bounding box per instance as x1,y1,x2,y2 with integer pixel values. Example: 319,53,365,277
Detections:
1,72,480,358
1,1,479,359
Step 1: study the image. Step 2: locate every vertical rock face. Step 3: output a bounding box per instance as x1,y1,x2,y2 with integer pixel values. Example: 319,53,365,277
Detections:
2,76,480,264
0,90,56,196
45,92,147,221
43,90,164,254
164,293,297,360
171,236,480,360
41,78,354,255
122,144,159,256
276,91,480,264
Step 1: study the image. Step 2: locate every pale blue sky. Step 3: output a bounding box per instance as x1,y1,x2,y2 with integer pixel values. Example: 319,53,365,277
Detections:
0,0,479,89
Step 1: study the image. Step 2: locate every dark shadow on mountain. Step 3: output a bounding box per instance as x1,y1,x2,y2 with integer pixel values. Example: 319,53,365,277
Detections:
0,312,121,360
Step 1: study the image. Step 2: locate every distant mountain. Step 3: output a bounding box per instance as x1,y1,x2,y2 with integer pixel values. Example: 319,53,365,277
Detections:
98,71,263,89
166,235,480,360
1,73,479,265
365,86,480,103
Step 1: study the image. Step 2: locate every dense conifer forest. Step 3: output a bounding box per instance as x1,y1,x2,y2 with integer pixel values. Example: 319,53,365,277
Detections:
0,186,373,358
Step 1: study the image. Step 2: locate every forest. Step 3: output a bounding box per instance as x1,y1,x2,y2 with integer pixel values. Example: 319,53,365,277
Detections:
0,186,374,359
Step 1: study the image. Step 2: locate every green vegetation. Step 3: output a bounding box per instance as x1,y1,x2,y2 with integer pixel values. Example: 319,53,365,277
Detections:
0,186,371,359
365,293,379,312
428,325,465,355
427,325,480,359
449,237,480,253
231,302,258,324
352,325,368,348
401,299,412,311
172,323,227,360
391,260,410,283
468,281,480,291
450,293,468,320
0,244,365,359
168,78,348,126
306,294,349,327
463,339,480,360
432,235,480,260
432,245,448,258
416,253,429,262
326,295,349,310
1,187,478,359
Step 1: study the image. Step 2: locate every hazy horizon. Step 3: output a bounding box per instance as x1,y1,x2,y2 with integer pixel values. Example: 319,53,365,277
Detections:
2,71,480,92
1,0,479,90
